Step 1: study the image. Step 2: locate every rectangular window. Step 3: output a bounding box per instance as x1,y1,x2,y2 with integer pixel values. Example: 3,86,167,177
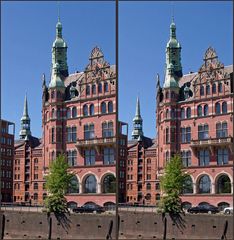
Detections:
104,148,115,165
34,174,38,180
198,125,209,140
181,151,191,167
217,148,229,165
166,128,169,144
102,122,114,137
84,149,95,165
198,149,210,166
84,124,95,140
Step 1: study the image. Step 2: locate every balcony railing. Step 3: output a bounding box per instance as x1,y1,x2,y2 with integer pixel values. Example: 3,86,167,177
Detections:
191,137,233,147
76,137,116,147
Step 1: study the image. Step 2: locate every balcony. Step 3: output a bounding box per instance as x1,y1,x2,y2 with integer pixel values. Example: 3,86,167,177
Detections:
191,137,233,147
76,137,116,146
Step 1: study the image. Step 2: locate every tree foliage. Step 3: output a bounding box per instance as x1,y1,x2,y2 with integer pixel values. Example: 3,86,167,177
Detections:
44,154,75,213
159,155,188,215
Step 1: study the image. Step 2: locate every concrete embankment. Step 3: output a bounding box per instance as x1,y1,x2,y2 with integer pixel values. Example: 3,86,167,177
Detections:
0,210,232,239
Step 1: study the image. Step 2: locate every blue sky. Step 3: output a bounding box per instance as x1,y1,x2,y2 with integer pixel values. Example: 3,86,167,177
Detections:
2,1,115,138
119,1,233,139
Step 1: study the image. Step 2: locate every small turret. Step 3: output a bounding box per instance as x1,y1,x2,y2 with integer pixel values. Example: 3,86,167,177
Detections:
49,63,65,89
19,94,31,139
132,97,144,140
163,63,179,89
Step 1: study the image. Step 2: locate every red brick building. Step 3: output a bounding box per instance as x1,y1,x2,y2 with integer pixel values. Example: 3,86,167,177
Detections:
13,18,127,207
0,119,15,202
156,20,233,210
13,96,45,204
126,98,158,205
126,20,233,210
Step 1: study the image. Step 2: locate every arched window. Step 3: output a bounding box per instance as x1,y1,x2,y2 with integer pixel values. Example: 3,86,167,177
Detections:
34,183,38,190
51,91,55,99
218,82,222,93
104,82,108,92
86,85,90,95
155,183,160,190
206,85,210,95
222,102,227,113
216,175,231,194
57,109,61,119
182,202,192,210
98,83,102,93
92,84,96,95
171,91,175,98
156,194,161,201
145,193,151,200
218,202,230,211
171,109,175,119
83,104,88,116
72,107,77,118
182,176,193,194
52,108,56,119
66,108,71,119
181,108,185,119
212,83,216,94
103,175,116,193
186,107,191,118
166,92,169,99
34,193,38,200
197,105,202,117
43,193,47,200
215,102,221,114
165,151,170,163
200,85,204,96
67,176,79,194
84,175,97,193
89,104,95,116
204,104,209,116
108,101,113,113
51,128,55,143
166,109,169,119
198,175,211,194
101,102,106,114
146,183,151,190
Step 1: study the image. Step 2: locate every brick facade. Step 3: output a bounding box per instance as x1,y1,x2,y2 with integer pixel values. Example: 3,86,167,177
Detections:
0,120,14,202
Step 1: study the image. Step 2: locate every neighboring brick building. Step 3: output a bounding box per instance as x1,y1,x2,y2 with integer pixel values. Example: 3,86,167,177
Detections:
156,20,233,209
13,18,127,207
125,98,158,205
0,119,15,202
13,96,45,204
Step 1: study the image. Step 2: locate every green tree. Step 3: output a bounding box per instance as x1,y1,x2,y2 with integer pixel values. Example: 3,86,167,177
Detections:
44,154,75,213
159,155,188,215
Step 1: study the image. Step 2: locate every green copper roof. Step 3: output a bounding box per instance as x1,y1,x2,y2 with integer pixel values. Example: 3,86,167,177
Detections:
21,95,30,121
19,94,31,139
133,96,143,122
49,63,65,89
132,97,144,139
163,63,179,88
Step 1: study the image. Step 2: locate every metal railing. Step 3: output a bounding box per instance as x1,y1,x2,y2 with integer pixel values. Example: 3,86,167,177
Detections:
191,137,233,146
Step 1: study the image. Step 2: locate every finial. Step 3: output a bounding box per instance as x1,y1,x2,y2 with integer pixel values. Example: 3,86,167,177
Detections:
171,1,174,23
156,73,160,87
57,1,60,22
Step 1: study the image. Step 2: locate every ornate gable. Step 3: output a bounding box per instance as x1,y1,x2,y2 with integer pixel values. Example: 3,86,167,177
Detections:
84,46,114,84
198,47,226,82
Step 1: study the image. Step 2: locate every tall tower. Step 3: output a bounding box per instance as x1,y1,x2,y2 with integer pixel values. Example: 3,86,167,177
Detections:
42,19,67,169
52,18,69,77
165,19,182,78
132,97,144,139
19,95,31,139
